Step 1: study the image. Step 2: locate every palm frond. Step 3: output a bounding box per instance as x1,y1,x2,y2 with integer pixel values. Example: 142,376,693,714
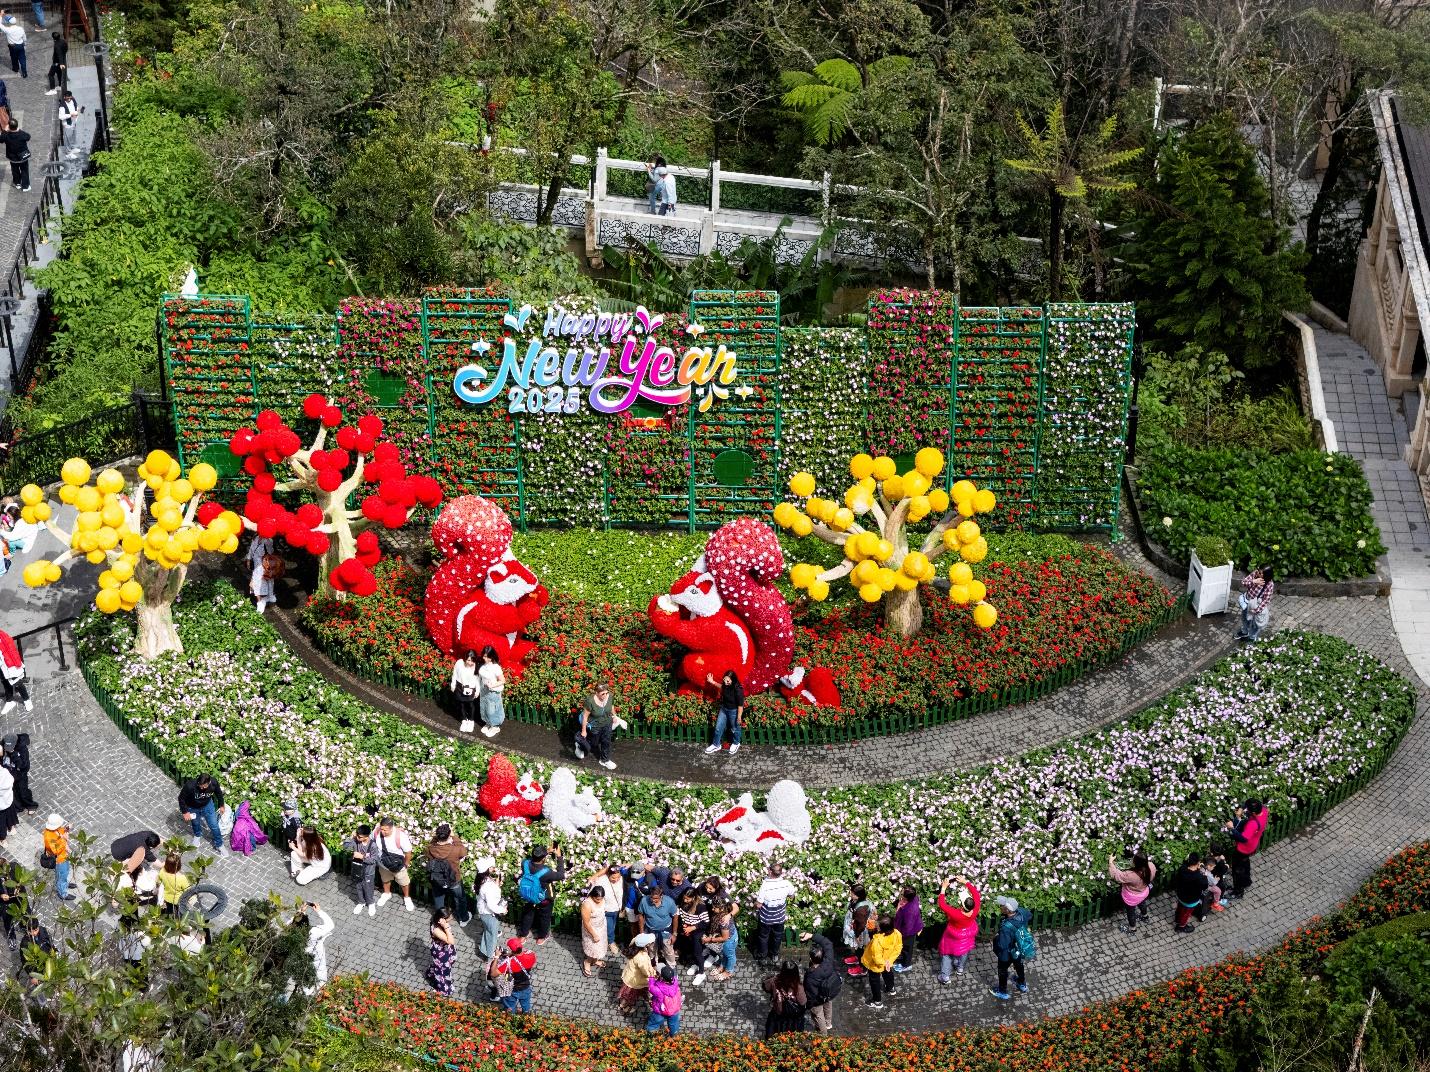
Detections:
813,58,862,93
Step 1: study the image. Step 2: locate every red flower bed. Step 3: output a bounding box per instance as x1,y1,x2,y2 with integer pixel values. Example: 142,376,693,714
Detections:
301,545,1176,731
318,842,1430,1072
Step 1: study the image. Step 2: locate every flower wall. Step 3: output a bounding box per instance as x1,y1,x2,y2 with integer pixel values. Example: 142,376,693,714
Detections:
158,292,1136,530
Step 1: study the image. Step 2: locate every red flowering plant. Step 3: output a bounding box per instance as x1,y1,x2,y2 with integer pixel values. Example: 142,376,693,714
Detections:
302,535,1176,731
866,288,956,457
317,841,1430,1072
161,297,256,467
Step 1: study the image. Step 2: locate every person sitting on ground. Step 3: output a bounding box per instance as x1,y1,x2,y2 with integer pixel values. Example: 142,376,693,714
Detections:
289,824,332,887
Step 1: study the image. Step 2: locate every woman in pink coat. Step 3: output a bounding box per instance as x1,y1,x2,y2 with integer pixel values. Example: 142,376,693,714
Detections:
936,875,979,983
1108,851,1156,933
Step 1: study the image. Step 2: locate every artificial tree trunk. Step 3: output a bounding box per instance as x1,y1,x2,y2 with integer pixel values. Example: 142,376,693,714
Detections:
883,585,924,638
133,561,188,659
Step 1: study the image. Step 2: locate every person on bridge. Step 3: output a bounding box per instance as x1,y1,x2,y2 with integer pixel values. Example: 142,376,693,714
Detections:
0,629,31,713
42,29,60,93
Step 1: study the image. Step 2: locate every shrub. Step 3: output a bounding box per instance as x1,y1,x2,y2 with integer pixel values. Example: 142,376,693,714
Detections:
1192,535,1233,566
1138,445,1384,579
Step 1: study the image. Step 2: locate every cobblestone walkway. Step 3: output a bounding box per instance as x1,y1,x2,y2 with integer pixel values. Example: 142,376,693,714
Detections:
1315,324,1430,687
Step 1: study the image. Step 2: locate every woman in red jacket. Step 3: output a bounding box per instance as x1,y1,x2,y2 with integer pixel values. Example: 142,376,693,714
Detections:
936,875,979,983
1224,799,1268,898
0,630,30,714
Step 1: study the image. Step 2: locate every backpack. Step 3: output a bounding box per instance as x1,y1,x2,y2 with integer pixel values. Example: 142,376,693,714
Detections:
518,860,549,904
823,968,844,1000
426,855,458,890
652,984,682,1017
1014,921,1037,961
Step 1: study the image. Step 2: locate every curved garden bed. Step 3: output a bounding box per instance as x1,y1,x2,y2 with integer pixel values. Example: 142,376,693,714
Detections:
318,840,1430,1063
78,579,1416,932
299,532,1186,744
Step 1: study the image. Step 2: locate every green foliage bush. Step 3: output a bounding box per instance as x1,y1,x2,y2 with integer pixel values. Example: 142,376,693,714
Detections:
21,102,340,431
1192,535,1233,567
1139,445,1385,579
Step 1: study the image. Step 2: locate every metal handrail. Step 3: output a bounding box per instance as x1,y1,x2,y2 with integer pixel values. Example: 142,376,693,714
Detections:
12,614,77,671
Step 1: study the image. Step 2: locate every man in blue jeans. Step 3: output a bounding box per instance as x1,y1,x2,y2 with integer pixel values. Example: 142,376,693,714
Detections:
703,669,744,756
178,772,226,853
636,885,678,968
490,936,536,1013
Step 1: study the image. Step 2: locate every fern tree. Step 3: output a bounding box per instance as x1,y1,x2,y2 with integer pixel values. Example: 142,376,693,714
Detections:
780,57,910,146
1005,102,1141,299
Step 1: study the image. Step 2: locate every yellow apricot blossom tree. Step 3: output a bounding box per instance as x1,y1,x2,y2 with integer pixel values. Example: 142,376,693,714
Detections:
19,450,243,658
772,448,998,638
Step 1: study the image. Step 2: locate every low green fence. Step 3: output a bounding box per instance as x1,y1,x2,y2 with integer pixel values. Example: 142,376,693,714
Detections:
79,641,1412,937
314,592,1192,747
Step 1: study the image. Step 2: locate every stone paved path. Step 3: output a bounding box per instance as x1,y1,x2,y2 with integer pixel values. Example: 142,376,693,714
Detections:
1314,324,1430,688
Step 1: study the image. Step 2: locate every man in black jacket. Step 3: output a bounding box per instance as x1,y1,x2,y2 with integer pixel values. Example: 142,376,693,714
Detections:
1172,852,1210,934
43,29,61,93
803,932,841,1032
1,733,34,813
178,772,226,852
110,830,161,870
0,117,28,191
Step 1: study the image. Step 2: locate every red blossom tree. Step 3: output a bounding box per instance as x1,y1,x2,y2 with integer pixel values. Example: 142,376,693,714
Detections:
230,394,443,596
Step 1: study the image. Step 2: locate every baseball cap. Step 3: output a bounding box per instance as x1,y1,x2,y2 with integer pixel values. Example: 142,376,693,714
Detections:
995,895,1019,913
633,932,656,947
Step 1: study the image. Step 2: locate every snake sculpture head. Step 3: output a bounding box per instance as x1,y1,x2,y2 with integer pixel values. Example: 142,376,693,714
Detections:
648,518,806,697
423,495,550,675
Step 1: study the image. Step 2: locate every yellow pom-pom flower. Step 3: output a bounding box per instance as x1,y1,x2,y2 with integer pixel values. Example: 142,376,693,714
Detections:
874,539,894,563
789,472,816,497
914,447,945,477
807,579,830,602
903,471,930,498
849,453,875,480
95,588,122,614
907,495,930,522
881,475,905,501
893,572,918,591
952,479,976,501
145,450,173,475
871,456,897,481
188,462,218,492
928,488,950,513
111,559,134,581
118,580,144,604
58,484,78,506
858,581,882,603
875,567,897,592
43,562,61,583
773,502,797,528
95,468,125,495
948,561,972,585
21,561,47,587
852,560,879,586
967,579,986,602
956,520,981,545
973,603,998,629
960,537,989,564
949,583,970,605
973,488,997,514
831,507,854,531
790,563,818,589
61,458,91,487
902,551,929,577
19,483,42,506
791,514,813,537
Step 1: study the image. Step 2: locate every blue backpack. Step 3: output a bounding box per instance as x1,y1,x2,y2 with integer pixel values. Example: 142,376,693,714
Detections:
518,860,549,904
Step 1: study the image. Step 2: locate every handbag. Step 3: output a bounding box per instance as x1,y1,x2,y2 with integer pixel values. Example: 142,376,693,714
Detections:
39,849,56,869
377,833,406,872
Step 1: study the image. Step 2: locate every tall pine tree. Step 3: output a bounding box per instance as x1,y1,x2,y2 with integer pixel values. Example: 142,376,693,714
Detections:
1131,118,1307,371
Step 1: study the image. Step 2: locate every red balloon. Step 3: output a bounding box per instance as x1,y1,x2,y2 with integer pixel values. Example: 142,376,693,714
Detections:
256,516,279,539
309,449,329,470
243,455,267,476
335,427,360,452
327,449,350,472
382,504,408,529
295,503,323,528
252,472,277,494
229,430,253,456
307,530,331,555
195,501,225,527
412,476,443,508
321,406,343,428
302,393,328,420
316,469,343,493
360,495,386,522
372,442,400,464
357,414,384,438
255,409,283,432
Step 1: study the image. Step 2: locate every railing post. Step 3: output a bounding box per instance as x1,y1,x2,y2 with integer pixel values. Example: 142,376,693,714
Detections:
593,147,608,205
821,170,832,224
709,159,720,214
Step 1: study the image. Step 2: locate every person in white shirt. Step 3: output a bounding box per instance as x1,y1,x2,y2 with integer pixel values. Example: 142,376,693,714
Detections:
1,18,25,79
657,166,677,216
477,645,505,738
450,650,478,734
301,901,334,990
289,824,332,886
754,861,797,962
373,817,415,911
475,855,506,960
